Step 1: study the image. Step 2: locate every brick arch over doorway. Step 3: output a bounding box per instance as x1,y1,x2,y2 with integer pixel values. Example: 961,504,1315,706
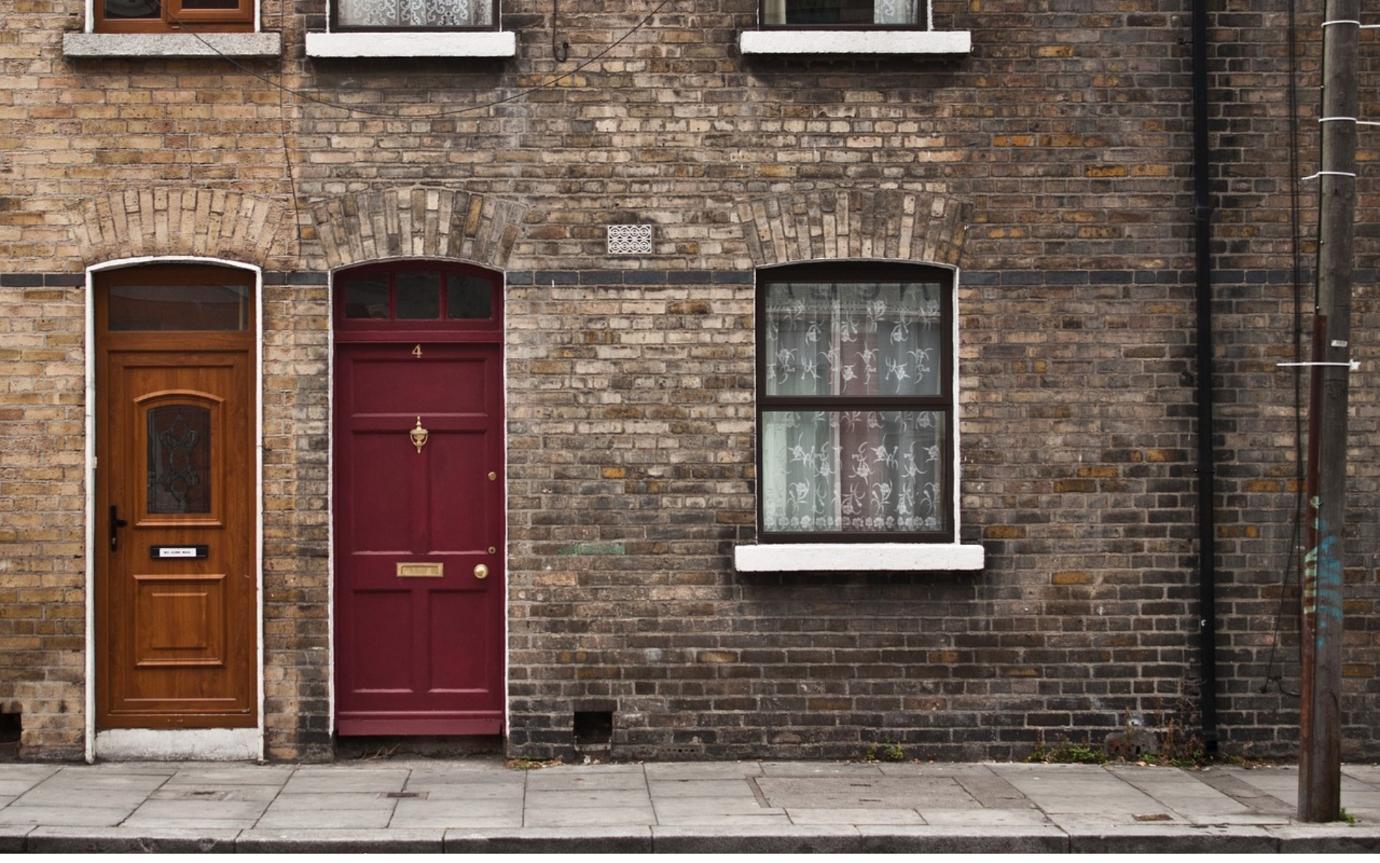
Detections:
736,190,971,267
310,188,527,271
72,190,289,266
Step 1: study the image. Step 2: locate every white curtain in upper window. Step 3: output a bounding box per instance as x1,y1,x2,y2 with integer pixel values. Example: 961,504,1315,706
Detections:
874,0,918,25
337,0,492,28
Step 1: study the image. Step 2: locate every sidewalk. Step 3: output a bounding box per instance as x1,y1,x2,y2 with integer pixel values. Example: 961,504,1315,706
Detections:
1,758,1378,853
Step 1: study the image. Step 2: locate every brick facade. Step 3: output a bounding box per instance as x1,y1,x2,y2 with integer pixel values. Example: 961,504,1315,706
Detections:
2,0,1379,762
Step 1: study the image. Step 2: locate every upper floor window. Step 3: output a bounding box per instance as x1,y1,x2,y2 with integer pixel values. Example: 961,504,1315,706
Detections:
764,0,923,28
334,0,495,29
757,262,955,543
97,0,253,33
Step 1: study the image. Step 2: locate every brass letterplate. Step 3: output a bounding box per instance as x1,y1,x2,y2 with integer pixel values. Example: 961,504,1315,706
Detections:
397,562,444,578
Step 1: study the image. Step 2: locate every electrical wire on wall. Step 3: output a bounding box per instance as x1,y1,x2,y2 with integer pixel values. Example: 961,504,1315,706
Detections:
162,0,672,266
165,0,673,120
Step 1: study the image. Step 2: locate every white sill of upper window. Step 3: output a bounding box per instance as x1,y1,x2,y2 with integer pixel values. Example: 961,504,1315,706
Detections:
740,29,971,56
62,32,282,58
734,542,984,573
305,31,517,58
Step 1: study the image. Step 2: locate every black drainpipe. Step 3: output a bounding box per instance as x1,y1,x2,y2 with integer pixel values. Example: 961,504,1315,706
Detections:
1191,0,1219,755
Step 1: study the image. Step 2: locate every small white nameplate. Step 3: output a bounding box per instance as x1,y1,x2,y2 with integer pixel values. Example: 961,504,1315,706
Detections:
158,547,199,558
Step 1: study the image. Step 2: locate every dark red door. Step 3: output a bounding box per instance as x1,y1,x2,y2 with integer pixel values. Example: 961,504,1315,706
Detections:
333,264,505,736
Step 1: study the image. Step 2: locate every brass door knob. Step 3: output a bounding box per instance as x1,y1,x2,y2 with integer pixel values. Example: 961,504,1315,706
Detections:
474,563,489,579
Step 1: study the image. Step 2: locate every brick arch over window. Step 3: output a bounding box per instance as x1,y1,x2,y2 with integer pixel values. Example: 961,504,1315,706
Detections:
73,190,288,266
310,187,527,271
736,190,971,267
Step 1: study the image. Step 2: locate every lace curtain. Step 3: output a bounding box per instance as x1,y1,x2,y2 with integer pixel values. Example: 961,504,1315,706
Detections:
763,0,920,26
874,0,918,25
762,281,946,534
337,0,491,28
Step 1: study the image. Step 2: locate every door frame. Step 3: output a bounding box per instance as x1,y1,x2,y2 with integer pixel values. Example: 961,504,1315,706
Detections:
327,258,509,739
83,256,265,762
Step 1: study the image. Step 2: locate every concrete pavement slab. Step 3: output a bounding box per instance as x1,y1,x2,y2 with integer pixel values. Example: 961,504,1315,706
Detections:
524,788,652,808
756,776,981,809
280,767,409,794
6,787,153,810
254,807,395,830
954,774,1037,808
404,767,524,788
759,762,885,777
524,769,648,791
523,806,658,828
0,802,140,828
785,806,924,825
1194,770,1297,815
1183,813,1292,826
647,778,761,798
876,763,1004,777
643,762,765,779
917,808,1054,826
263,790,398,810
388,796,523,823
652,812,793,826
651,796,778,817
401,782,525,801
0,765,60,797
122,796,272,826
162,765,293,786
148,782,280,802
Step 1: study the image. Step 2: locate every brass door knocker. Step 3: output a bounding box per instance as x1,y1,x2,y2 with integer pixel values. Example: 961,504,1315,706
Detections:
410,417,429,454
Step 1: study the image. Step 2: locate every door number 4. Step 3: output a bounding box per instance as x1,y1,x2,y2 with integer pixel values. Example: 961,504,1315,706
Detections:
412,344,423,359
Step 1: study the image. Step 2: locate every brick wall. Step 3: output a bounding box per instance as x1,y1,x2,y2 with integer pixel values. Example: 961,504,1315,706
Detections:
3,0,1379,761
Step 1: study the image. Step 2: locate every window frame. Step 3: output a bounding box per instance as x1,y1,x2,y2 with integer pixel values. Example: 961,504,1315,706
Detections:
754,260,957,546
333,259,504,337
328,0,500,33
95,0,254,34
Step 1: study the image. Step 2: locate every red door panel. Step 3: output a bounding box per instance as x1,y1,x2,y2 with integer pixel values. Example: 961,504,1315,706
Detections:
334,342,504,736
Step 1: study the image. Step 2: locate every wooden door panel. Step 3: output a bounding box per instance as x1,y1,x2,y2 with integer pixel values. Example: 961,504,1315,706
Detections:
347,589,415,692
426,429,491,552
429,589,496,691
98,350,255,728
334,341,504,735
346,432,417,553
132,573,227,666
348,355,490,415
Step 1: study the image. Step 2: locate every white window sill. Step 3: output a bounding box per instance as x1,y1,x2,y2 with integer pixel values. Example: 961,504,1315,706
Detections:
62,32,282,58
305,31,517,58
740,29,971,56
734,542,985,572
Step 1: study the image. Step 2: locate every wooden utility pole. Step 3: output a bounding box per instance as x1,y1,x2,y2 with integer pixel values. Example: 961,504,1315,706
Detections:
1299,0,1359,824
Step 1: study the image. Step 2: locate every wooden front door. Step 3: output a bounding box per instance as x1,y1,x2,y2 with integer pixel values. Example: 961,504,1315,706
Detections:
333,263,505,736
95,265,257,729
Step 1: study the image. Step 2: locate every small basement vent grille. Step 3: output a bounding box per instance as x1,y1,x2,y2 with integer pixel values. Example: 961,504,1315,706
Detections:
607,225,653,255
